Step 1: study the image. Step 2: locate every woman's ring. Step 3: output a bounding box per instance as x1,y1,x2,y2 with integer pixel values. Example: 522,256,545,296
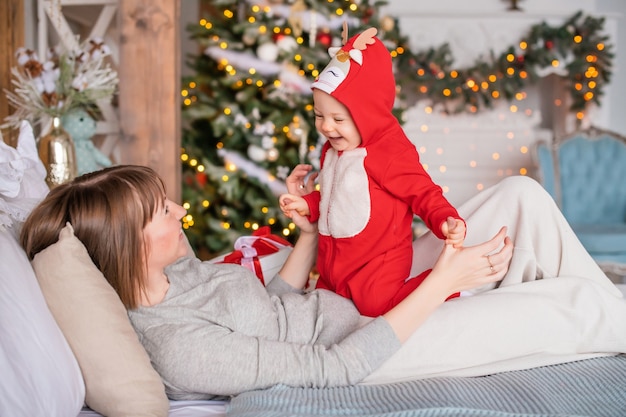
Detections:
299,184,305,189
487,255,495,273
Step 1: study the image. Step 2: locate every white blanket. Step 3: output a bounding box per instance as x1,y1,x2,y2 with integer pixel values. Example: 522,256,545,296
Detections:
364,176,626,384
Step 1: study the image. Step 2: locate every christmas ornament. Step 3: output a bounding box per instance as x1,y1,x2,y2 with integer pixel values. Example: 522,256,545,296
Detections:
362,7,374,23
277,36,298,52
257,42,279,62
196,172,207,187
316,31,332,48
247,144,268,162
266,148,279,162
261,136,275,149
288,114,310,161
380,16,395,32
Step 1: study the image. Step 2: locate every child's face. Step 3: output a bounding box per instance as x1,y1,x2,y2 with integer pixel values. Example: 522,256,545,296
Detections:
313,89,362,152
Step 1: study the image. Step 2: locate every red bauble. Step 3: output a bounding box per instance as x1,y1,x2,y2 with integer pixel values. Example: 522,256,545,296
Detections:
196,172,207,187
545,40,554,50
316,32,332,47
273,32,285,42
362,7,374,23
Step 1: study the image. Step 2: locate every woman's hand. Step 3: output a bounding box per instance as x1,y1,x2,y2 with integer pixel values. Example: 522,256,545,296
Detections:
288,206,317,235
431,226,511,295
383,227,512,342
277,208,318,289
286,164,318,196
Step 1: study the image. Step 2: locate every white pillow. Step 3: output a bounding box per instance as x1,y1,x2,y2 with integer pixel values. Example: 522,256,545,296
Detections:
0,229,85,417
0,120,49,238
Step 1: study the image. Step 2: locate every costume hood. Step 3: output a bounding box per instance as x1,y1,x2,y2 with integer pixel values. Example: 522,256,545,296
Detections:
311,27,399,147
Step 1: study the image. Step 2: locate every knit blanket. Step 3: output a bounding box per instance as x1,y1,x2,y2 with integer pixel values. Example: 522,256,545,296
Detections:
227,355,626,417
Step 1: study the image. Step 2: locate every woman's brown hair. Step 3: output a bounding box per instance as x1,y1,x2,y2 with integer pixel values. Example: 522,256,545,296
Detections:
20,165,167,309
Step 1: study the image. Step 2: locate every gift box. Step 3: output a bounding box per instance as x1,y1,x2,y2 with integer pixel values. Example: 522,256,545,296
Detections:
214,227,293,286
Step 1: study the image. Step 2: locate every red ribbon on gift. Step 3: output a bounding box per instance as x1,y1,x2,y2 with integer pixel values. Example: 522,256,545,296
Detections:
221,226,292,285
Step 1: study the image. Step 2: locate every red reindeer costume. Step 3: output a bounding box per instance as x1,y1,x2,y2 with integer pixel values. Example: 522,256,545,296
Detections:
305,28,463,317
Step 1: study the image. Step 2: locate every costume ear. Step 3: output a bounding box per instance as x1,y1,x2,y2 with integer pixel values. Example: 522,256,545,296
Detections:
352,27,378,50
328,46,341,57
349,49,363,65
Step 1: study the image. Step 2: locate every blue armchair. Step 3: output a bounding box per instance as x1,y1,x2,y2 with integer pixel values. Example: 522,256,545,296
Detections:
533,126,626,279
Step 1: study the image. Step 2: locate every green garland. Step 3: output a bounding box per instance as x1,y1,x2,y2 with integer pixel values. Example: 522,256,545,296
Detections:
395,11,613,115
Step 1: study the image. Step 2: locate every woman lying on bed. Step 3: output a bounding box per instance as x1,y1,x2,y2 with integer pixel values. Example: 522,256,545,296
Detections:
20,165,626,400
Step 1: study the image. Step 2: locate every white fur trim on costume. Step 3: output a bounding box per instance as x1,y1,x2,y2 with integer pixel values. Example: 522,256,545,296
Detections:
318,148,370,238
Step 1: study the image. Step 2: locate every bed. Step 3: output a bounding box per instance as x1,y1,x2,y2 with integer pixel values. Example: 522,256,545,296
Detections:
78,400,228,417
2,123,625,417
79,281,626,417
228,354,626,417
74,352,626,417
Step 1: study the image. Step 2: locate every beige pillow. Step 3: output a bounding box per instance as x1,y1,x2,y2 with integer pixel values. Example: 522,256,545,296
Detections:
32,223,169,417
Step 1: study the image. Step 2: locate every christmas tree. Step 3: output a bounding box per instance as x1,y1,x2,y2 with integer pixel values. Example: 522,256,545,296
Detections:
181,0,410,258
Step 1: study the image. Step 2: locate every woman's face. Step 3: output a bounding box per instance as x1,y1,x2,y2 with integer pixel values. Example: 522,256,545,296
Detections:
143,197,189,272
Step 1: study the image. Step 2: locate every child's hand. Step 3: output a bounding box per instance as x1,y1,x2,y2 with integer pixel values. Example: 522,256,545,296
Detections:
279,194,311,218
289,209,317,234
286,164,318,196
441,217,466,248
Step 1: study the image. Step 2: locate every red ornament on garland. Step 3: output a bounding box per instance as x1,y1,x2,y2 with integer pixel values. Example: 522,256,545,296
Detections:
545,40,554,50
316,31,332,47
273,32,286,42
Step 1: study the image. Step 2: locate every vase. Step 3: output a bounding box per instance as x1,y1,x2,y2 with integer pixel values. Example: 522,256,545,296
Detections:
38,116,78,188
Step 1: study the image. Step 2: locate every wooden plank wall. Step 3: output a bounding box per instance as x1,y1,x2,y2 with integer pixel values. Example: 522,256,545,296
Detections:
118,0,182,202
0,0,24,148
